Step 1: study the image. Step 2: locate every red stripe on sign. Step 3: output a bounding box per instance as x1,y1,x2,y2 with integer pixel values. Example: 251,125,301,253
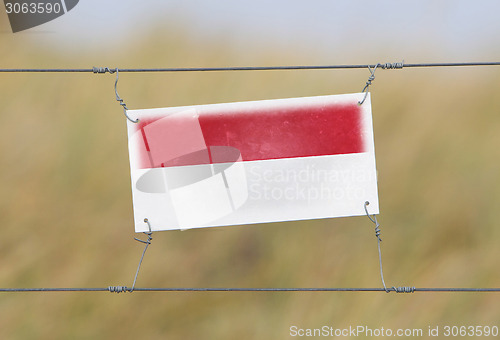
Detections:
198,103,363,162
134,102,364,168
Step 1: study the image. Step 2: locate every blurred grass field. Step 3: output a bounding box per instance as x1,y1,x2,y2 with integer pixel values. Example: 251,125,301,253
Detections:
1,16,500,340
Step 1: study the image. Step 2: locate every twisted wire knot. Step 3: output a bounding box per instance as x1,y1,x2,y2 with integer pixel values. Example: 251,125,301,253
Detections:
108,286,129,293
380,61,404,69
362,71,376,93
134,218,153,245
358,65,378,105
358,61,404,104
374,220,382,242
93,66,137,122
365,201,416,294
391,286,416,293
364,201,382,242
92,67,116,74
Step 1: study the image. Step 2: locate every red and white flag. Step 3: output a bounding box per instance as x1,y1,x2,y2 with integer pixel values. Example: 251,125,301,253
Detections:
126,93,378,232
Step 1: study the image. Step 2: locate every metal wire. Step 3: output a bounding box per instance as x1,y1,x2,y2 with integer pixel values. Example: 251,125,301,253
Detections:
105,219,154,294
364,201,390,292
0,61,499,73
363,202,419,294
358,64,378,105
0,210,497,294
0,287,499,293
111,68,138,123
130,218,153,292
0,60,498,294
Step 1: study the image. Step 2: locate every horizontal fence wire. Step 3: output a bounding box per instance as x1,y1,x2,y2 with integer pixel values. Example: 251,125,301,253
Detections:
0,62,499,73
1,287,500,293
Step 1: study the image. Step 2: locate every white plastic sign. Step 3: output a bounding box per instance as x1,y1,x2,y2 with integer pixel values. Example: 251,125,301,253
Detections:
126,93,379,232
